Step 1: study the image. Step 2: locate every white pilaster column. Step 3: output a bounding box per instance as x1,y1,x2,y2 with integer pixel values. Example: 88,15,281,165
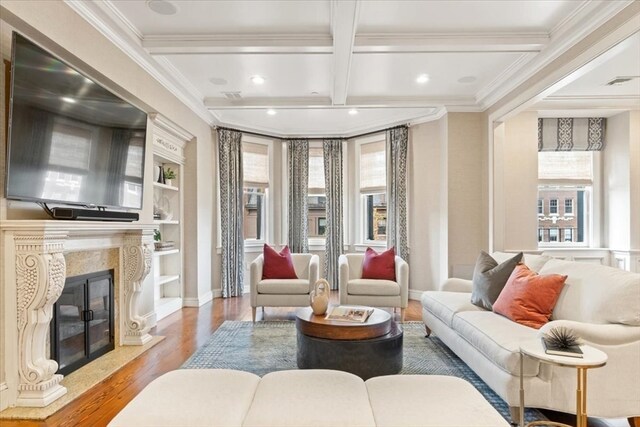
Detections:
14,233,68,407
121,232,153,345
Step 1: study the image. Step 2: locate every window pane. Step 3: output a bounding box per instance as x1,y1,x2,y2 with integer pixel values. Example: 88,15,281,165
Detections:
364,193,387,241
243,187,265,240
538,152,592,180
538,185,590,244
308,195,326,237
360,141,386,191
537,199,543,215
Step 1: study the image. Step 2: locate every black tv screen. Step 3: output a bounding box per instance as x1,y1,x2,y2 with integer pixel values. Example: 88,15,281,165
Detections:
5,33,147,210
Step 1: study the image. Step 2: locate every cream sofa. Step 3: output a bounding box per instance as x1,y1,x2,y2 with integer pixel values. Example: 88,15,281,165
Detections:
109,369,510,427
250,253,319,321
422,253,640,422
339,254,409,321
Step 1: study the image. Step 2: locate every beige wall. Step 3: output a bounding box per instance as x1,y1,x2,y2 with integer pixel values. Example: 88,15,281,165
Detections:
447,113,488,278
408,116,448,291
0,2,217,307
604,111,640,251
494,111,539,252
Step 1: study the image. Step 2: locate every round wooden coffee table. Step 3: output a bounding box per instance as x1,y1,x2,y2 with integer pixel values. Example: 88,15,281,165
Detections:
295,306,403,380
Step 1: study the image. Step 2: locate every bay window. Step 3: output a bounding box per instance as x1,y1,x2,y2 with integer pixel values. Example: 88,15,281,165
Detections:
308,146,326,238
359,140,387,243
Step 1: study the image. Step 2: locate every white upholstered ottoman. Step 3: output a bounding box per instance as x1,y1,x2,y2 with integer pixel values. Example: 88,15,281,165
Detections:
109,369,509,427
109,369,260,427
365,375,510,427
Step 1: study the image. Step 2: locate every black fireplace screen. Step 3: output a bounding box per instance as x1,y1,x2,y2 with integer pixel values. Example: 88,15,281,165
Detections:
51,269,115,376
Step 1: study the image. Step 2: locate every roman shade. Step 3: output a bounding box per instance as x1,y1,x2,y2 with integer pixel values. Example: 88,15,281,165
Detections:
360,141,386,193
538,118,606,152
243,142,269,187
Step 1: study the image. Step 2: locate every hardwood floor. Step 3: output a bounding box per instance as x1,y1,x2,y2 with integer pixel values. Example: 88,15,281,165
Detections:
2,296,629,427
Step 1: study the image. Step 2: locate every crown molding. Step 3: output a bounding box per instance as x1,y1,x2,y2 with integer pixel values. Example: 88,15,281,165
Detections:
216,108,437,138
476,0,635,111
64,0,216,126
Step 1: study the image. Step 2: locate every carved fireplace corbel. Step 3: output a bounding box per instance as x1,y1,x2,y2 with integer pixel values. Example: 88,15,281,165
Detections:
14,233,68,407
122,232,153,345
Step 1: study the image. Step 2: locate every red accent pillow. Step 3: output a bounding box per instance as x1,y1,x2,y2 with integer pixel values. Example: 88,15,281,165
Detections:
262,245,298,280
361,247,396,281
493,263,567,329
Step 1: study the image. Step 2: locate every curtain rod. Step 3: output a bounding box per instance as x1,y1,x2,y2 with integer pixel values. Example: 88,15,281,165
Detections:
214,123,409,141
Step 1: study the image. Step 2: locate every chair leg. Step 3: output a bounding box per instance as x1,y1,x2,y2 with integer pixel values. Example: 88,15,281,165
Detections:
424,325,431,337
400,308,406,323
252,307,256,323
629,417,640,427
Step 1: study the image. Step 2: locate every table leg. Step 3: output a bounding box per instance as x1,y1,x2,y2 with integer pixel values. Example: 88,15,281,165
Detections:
576,367,588,427
520,352,525,427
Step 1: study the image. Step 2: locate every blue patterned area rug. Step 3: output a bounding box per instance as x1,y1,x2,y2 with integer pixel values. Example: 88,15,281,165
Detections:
182,320,547,424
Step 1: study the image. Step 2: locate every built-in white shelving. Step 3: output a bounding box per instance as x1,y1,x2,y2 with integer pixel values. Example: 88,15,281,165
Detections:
150,114,188,321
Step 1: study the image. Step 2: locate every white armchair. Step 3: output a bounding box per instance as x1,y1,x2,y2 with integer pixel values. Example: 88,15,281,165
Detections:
250,253,320,322
338,253,409,322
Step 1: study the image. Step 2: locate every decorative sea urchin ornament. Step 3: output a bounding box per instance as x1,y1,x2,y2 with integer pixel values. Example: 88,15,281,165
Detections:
544,326,581,349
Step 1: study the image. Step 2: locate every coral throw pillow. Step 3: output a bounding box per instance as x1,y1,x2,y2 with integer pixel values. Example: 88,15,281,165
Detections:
493,263,567,329
361,247,396,281
262,245,298,280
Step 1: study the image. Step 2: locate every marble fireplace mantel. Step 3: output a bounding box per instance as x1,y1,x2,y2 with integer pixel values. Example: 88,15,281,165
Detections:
0,220,156,409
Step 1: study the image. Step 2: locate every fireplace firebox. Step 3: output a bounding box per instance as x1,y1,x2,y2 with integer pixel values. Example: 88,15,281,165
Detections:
50,269,115,376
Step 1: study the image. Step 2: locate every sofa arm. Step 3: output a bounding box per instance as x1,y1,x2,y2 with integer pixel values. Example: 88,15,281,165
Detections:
339,255,349,304
539,320,640,346
308,254,320,292
395,256,409,308
440,278,473,293
250,255,264,306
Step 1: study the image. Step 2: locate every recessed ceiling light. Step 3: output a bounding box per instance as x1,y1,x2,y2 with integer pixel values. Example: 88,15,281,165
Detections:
147,0,178,15
311,91,319,95
61,97,76,103
348,109,358,115
458,76,477,84
209,77,228,86
266,109,277,116
251,75,266,85
416,74,430,84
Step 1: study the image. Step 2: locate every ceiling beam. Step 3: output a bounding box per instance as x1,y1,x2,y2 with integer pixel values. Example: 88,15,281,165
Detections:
354,32,549,53
203,95,478,110
331,0,359,105
143,34,333,55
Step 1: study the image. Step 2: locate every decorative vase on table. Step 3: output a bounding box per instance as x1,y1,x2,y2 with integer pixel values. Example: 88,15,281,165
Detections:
310,279,331,315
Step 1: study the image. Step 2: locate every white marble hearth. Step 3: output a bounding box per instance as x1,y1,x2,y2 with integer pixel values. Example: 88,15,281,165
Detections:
0,220,156,410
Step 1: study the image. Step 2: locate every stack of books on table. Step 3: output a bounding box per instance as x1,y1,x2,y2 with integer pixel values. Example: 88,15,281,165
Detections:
325,306,374,323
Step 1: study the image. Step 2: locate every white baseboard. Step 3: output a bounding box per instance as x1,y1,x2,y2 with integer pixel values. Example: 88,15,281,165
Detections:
408,289,424,301
183,291,214,307
1,381,11,412
143,311,157,329
213,289,223,298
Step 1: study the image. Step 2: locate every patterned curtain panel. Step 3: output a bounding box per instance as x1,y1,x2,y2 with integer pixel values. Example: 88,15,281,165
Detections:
323,139,344,289
386,126,409,262
217,128,244,298
538,118,606,151
287,139,309,253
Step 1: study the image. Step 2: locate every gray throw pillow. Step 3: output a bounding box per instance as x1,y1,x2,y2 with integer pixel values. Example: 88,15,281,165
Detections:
470,251,523,310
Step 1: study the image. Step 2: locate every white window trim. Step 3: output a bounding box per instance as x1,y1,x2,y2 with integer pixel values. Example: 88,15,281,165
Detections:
354,135,387,246
243,135,274,249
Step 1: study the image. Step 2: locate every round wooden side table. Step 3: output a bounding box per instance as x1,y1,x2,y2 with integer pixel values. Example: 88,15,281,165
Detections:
519,339,607,427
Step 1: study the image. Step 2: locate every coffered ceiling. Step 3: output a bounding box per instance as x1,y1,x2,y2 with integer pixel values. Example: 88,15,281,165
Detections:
67,0,636,136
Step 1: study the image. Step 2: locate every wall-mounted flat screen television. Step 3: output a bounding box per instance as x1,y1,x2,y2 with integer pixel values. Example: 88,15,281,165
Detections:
5,33,147,210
